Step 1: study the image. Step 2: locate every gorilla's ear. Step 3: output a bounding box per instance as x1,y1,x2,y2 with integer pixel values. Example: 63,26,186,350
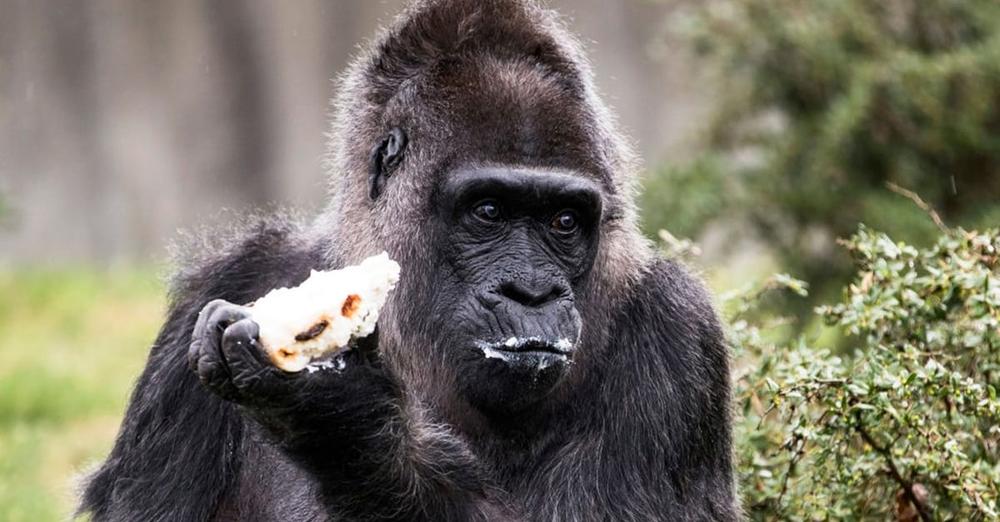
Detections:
369,127,408,201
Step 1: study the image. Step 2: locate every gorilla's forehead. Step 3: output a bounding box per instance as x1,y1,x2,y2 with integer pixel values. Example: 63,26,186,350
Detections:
394,54,610,185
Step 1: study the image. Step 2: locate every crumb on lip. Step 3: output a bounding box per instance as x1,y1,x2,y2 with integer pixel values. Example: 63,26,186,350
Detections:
478,336,576,353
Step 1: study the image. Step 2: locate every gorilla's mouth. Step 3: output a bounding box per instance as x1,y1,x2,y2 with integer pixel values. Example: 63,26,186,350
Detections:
474,336,576,365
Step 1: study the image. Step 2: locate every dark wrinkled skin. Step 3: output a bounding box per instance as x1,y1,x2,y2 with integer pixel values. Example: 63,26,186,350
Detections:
78,1,739,520
428,168,599,413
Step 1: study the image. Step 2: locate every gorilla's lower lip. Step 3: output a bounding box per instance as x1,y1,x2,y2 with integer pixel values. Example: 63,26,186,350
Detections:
474,336,576,362
480,336,574,353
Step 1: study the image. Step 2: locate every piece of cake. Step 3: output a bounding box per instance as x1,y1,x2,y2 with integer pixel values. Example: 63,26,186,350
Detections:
248,252,401,372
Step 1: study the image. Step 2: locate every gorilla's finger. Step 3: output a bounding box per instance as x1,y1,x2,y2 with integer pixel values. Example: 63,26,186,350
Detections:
220,318,262,364
195,343,240,401
220,318,283,397
193,299,232,341
190,301,252,400
202,303,252,357
208,302,252,333
187,338,203,373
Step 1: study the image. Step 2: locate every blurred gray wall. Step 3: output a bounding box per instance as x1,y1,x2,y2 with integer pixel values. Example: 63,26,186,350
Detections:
0,0,710,265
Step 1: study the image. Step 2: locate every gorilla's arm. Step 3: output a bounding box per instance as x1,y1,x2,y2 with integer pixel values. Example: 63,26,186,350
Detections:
532,259,738,522
617,259,737,520
78,221,320,521
190,305,505,521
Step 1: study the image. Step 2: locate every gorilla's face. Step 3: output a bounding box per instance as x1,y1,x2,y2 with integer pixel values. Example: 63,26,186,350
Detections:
358,49,611,415
429,166,602,414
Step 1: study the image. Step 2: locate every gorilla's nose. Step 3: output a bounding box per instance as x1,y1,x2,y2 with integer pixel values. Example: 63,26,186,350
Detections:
497,280,564,308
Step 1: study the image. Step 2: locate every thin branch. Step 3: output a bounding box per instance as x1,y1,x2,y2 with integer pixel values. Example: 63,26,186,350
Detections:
775,434,804,508
886,182,948,234
854,415,933,522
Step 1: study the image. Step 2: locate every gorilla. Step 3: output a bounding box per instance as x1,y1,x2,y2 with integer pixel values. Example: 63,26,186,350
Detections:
79,0,737,520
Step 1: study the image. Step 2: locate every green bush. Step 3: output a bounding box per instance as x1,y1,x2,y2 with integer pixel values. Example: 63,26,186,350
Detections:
731,225,1000,519
646,0,1000,304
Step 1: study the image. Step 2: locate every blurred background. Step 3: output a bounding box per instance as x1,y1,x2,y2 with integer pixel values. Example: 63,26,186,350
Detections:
1,0,998,520
0,0,710,265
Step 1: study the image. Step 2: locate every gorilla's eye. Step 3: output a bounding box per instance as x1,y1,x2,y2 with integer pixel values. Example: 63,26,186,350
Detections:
472,200,502,223
551,210,579,234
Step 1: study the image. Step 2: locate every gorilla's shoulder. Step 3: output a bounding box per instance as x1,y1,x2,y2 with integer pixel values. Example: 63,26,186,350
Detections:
636,257,721,331
166,211,322,307
609,256,725,369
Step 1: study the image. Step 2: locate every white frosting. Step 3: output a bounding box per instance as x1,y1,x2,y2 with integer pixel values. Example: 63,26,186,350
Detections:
474,336,575,367
480,345,514,362
477,336,576,354
249,252,400,372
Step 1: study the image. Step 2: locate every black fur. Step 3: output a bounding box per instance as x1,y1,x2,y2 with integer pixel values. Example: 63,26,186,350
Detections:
79,1,738,520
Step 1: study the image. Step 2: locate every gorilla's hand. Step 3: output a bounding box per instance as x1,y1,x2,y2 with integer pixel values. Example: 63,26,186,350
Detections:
188,299,284,406
187,299,386,418
186,298,492,521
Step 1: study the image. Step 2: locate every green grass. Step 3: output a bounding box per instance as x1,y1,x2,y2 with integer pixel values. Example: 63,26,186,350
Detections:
0,269,164,521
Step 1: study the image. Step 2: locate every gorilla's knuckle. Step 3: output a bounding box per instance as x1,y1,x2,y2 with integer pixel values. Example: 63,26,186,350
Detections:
187,340,204,371
196,359,224,386
198,299,228,320
220,322,260,359
221,325,247,345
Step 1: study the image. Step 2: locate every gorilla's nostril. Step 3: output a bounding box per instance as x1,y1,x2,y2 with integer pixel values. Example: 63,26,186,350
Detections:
498,281,562,308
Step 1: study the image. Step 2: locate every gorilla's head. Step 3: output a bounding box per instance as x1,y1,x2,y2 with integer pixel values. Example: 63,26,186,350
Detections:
322,0,651,416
